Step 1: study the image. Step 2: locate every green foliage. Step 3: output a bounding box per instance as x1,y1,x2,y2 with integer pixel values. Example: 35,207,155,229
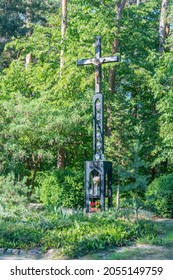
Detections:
0,0,170,180
116,141,148,218
38,169,84,209
105,0,164,179
153,51,173,166
137,220,173,247
0,221,43,249
42,218,136,258
146,174,173,218
0,0,60,71
0,211,153,258
0,173,28,219
0,0,173,218
136,219,161,245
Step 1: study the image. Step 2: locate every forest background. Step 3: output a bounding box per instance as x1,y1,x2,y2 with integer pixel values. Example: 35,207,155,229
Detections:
0,0,173,259
0,0,173,217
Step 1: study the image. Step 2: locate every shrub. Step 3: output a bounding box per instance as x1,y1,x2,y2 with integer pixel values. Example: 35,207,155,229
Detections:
146,174,173,218
0,173,28,219
39,169,84,210
0,221,43,249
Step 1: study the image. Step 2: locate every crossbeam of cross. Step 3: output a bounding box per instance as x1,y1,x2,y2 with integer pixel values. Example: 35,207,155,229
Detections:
76,36,120,94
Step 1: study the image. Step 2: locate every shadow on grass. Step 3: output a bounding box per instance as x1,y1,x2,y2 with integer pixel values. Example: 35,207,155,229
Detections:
80,219,173,260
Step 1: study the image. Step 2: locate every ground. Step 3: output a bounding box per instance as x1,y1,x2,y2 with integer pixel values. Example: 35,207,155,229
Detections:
0,217,173,260
80,243,173,260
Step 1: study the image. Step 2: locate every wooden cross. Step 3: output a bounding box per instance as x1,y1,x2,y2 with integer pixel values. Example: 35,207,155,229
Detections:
76,36,120,94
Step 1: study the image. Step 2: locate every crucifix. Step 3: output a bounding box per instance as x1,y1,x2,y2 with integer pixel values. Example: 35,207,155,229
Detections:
76,36,120,212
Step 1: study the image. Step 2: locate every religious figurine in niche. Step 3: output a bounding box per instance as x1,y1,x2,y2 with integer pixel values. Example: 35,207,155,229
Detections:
93,175,100,196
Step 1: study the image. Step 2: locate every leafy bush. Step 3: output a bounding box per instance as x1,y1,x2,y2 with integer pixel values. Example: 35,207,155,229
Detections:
0,221,43,249
38,169,84,210
0,173,28,219
146,174,173,218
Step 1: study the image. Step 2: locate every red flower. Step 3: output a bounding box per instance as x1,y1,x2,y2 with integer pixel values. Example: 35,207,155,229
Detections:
89,201,100,207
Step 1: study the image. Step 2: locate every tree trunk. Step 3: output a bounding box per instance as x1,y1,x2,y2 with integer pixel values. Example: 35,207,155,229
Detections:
57,147,65,169
116,184,120,209
57,0,68,169
60,0,67,70
25,0,32,66
26,0,32,36
109,0,127,93
159,0,169,173
159,0,168,53
26,155,38,198
30,162,37,197
106,0,127,137
151,167,156,181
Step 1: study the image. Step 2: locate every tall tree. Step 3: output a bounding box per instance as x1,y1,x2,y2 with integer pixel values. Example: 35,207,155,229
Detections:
106,0,127,139
152,0,173,174
25,0,32,66
0,0,60,71
109,0,127,93
60,0,67,69
159,0,168,53
106,0,162,183
57,0,68,169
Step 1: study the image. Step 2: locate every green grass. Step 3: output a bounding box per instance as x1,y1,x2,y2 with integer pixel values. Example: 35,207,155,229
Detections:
80,247,163,260
79,214,173,260
164,232,173,245
79,220,173,260
134,220,173,246
157,222,173,246
81,244,173,260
